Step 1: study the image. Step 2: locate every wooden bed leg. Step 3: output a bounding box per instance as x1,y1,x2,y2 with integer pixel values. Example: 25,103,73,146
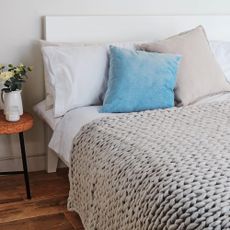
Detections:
47,148,59,173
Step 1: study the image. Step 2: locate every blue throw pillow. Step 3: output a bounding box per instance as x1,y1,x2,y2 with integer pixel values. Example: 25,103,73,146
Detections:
100,46,181,113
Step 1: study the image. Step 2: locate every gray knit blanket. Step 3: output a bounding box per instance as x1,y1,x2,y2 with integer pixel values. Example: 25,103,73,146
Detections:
68,101,230,230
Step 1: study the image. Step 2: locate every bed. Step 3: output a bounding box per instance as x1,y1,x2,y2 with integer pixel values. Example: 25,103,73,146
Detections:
37,15,230,172
35,16,230,229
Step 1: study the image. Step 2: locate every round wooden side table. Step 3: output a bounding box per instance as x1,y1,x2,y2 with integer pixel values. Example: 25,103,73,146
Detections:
0,110,33,199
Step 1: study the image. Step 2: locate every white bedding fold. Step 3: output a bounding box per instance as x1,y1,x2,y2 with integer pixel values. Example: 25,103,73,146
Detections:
48,106,118,164
33,100,61,130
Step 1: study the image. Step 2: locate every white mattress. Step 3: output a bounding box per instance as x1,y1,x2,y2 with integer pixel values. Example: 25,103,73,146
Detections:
33,100,61,130
46,92,230,166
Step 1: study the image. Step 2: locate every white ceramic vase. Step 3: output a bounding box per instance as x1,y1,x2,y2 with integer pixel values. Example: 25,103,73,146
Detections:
1,90,23,121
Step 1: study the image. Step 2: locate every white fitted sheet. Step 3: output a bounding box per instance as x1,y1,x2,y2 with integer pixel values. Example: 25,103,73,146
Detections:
49,92,230,166
33,100,61,130
48,106,118,165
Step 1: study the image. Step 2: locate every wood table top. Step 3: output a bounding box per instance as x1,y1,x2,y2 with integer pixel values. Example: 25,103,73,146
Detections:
0,110,33,135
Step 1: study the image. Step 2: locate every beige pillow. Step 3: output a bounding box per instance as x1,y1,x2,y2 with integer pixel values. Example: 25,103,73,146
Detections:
138,26,230,105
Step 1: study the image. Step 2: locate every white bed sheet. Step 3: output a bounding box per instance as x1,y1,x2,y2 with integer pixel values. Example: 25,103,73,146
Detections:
33,100,61,130
48,92,230,166
48,106,118,165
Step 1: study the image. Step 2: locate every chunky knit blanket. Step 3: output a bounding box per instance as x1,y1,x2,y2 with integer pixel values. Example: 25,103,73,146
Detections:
68,101,230,230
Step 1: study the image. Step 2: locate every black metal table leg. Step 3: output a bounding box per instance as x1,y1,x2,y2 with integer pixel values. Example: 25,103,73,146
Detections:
19,132,31,199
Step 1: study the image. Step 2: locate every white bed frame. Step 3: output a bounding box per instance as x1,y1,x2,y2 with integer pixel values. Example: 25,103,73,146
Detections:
44,15,230,173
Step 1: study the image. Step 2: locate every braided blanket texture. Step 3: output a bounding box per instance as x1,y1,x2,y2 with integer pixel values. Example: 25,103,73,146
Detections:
68,101,230,230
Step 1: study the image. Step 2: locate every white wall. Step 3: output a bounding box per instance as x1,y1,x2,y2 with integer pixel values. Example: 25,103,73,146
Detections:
1,0,230,171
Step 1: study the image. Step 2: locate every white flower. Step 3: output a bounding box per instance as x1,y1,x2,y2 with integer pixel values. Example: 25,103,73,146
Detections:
15,68,21,73
0,71,14,82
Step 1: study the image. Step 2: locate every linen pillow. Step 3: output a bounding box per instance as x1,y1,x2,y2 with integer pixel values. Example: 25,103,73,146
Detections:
210,40,230,83
138,26,230,105
42,46,109,117
100,46,181,113
40,40,84,110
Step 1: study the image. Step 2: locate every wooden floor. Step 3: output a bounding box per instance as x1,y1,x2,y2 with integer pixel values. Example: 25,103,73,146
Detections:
0,169,84,230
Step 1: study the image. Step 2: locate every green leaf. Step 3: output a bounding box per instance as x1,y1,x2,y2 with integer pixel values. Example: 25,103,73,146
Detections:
4,80,11,87
28,66,33,71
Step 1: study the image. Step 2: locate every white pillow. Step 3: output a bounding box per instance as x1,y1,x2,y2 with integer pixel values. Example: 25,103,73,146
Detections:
41,40,138,111
41,40,140,116
40,40,84,110
210,40,230,83
42,45,109,117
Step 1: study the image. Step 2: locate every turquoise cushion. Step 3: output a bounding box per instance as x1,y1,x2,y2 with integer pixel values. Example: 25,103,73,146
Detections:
100,46,181,113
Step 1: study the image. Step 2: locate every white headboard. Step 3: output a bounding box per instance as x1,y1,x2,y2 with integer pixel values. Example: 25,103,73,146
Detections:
45,15,230,43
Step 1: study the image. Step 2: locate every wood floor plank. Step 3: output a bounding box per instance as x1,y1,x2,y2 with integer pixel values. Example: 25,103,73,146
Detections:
64,212,84,230
0,169,84,229
0,195,68,223
0,169,69,200
0,213,75,230
0,190,24,204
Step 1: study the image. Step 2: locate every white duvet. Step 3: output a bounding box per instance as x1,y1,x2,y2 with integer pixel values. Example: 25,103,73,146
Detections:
48,92,230,166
